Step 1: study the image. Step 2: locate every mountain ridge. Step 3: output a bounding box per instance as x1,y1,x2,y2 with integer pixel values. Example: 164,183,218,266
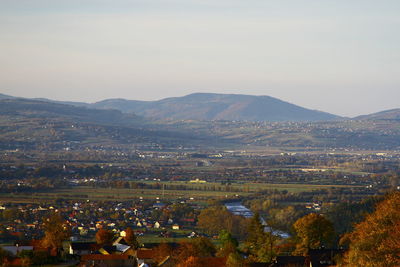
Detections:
2,91,399,122
1,92,341,122
91,92,341,122
356,108,400,121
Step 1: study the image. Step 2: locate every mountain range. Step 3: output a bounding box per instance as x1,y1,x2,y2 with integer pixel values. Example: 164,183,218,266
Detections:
1,93,340,122
91,93,341,122
0,92,399,122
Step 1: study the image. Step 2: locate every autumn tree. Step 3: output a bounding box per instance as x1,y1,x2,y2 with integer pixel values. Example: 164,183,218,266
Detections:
293,213,335,255
175,237,216,265
325,196,380,236
41,213,71,250
95,228,114,245
124,227,140,249
226,251,246,267
341,192,400,267
245,213,277,262
153,243,174,264
272,205,307,232
177,256,204,267
246,213,264,247
192,237,216,257
197,205,248,239
175,242,197,264
197,206,231,235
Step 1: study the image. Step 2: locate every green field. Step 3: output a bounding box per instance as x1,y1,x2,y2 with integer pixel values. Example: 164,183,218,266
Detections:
0,182,362,203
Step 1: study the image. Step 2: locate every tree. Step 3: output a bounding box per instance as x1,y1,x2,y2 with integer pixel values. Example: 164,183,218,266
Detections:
175,242,197,264
293,213,335,255
217,230,239,257
217,241,238,258
191,237,216,257
342,192,400,266
95,229,114,245
226,251,246,267
175,238,216,265
124,227,140,249
41,213,71,250
219,230,238,248
273,205,306,232
153,243,173,264
177,256,203,267
325,196,380,236
245,213,276,262
198,205,248,240
197,206,231,235
247,212,265,247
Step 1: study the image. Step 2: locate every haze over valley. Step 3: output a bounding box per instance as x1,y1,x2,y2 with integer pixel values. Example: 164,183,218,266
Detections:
1,1,399,266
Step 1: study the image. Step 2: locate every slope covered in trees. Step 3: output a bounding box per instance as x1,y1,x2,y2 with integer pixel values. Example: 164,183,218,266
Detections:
341,191,400,266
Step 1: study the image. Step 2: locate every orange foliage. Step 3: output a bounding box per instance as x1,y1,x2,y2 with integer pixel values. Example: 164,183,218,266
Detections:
343,191,400,266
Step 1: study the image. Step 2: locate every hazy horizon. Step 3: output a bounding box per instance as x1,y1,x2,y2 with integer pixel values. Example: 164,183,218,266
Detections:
1,0,399,117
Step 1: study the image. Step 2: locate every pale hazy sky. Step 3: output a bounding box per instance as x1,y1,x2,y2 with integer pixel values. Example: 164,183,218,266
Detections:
1,0,399,117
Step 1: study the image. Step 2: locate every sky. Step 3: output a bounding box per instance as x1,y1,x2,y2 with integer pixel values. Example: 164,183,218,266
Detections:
0,0,399,117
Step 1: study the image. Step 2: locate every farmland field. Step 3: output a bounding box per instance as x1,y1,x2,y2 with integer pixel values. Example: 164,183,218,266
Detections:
0,182,362,203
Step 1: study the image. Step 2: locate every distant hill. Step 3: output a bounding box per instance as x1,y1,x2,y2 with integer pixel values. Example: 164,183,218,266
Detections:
1,97,400,151
91,93,340,122
356,109,400,121
0,98,140,126
0,93,89,107
0,98,218,151
0,93,15,100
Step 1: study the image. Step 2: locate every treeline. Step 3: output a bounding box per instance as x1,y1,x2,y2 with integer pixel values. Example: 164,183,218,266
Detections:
243,189,388,234
91,181,243,192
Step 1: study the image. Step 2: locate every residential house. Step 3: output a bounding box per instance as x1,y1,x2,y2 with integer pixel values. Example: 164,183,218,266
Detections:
69,242,100,255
